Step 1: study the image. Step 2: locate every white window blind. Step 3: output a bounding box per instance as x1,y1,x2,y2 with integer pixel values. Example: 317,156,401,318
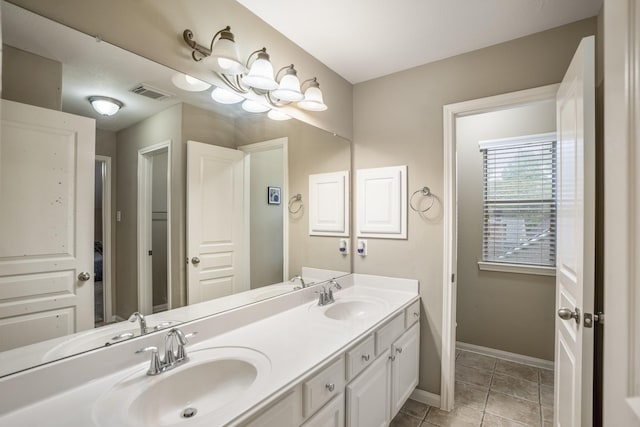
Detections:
480,134,557,267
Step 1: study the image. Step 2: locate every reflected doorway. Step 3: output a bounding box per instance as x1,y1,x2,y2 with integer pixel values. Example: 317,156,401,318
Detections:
137,141,171,315
95,156,113,326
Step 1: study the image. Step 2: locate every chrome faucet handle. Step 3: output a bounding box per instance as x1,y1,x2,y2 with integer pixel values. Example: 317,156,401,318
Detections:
328,288,335,304
136,346,162,375
128,312,148,335
315,287,328,306
328,279,342,290
164,332,177,366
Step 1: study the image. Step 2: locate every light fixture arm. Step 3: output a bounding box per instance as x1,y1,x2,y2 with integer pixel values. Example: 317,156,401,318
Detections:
183,29,214,62
300,77,320,90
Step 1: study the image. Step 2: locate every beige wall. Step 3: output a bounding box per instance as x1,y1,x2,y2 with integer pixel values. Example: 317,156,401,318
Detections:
115,104,182,318
8,0,354,140
456,102,556,360
1,45,61,110
235,117,352,277
353,18,596,394
249,148,284,288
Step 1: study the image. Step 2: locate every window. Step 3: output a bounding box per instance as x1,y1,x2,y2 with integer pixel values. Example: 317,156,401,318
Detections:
479,133,556,274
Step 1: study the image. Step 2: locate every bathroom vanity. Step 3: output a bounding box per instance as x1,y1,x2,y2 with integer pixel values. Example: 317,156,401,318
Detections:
0,274,420,426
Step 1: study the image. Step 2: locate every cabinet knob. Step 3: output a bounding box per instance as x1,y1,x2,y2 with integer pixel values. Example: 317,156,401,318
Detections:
396,347,403,354
325,383,335,392
413,312,419,317
362,354,370,362
389,355,396,362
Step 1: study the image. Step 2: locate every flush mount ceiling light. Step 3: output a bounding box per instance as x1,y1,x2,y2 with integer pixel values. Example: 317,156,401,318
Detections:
171,73,211,92
211,87,244,104
183,26,327,112
88,96,123,116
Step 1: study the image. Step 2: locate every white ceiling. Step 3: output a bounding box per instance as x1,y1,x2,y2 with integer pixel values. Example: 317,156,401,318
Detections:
235,0,602,84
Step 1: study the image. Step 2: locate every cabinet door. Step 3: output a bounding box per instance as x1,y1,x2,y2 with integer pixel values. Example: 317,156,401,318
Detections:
391,323,420,416
346,349,391,427
302,393,344,427
244,387,302,427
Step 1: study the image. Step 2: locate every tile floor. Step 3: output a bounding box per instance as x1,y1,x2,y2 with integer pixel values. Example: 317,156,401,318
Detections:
390,350,554,427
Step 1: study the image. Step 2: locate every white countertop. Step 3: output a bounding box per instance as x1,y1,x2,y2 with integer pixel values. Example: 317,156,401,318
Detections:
0,274,419,427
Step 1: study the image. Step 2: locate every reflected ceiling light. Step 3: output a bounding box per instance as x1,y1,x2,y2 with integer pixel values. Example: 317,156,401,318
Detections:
241,48,278,91
242,99,270,113
298,78,327,112
211,87,244,104
267,109,292,121
88,96,123,116
183,27,245,75
271,64,303,102
171,73,211,92
183,26,327,112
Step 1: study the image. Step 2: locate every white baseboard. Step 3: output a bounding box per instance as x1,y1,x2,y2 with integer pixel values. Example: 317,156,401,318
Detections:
410,388,441,408
456,341,554,370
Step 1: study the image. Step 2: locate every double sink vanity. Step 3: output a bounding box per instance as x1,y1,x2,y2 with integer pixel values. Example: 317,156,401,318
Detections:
0,273,420,426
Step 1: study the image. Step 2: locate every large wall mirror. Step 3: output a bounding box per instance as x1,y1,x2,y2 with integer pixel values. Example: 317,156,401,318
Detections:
0,2,351,377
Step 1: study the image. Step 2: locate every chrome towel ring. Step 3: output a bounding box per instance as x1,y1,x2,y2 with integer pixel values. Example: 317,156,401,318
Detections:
288,193,303,213
409,186,434,212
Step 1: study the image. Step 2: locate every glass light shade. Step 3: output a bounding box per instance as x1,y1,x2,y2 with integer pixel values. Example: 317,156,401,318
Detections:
298,85,327,111
171,73,211,92
210,87,244,104
89,96,123,116
241,99,270,113
241,51,278,91
271,70,303,102
267,109,291,121
210,34,245,75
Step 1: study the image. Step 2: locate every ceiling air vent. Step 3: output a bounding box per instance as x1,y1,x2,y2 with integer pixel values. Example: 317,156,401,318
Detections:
129,84,172,101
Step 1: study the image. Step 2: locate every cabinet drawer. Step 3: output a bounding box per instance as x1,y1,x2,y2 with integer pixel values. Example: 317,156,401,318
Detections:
303,357,346,417
346,335,375,381
375,313,404,354
405,300,420,328
302,393,345,427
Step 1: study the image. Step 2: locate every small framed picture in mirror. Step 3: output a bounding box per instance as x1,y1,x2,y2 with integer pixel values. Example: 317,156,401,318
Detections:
268,186,281,205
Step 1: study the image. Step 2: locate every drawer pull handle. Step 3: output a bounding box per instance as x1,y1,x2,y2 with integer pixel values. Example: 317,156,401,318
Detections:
325,383,335,392
396,347,403,354
362,354,370,362
389,355,396,361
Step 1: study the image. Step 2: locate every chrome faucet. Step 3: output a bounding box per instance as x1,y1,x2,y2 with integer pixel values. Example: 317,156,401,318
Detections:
316,279,342,306
136,327,195,376
290,275,307,289
128,312,148,335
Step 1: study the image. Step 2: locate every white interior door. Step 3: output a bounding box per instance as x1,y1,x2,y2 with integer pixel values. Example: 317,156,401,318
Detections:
0,99,95,351
554,36,595,427
187,140,244,305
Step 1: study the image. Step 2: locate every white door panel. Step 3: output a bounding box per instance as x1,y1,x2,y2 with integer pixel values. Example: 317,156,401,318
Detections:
554,36,595,427
0,99,95,350
187,141,244,305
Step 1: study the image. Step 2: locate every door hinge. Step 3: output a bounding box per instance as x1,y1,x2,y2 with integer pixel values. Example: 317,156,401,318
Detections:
584,312,604,328
451,274,455,283
148,250,152,256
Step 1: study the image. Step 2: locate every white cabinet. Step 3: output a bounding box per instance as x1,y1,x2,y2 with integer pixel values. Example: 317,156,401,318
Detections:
390,323,420,417
346,349,391,427
303,357,346,417
302,394,345,427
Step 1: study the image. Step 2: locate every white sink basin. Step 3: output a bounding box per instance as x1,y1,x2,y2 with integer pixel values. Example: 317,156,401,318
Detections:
310,297,388,321
94,347,271,427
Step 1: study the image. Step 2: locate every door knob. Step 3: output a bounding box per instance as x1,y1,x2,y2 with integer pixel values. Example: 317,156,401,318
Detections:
191,257,200,265
77,272,91,281
558,307,581,324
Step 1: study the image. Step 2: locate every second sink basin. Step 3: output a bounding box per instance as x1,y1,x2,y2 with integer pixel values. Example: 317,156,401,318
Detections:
309,297,388,321
94,346,271,427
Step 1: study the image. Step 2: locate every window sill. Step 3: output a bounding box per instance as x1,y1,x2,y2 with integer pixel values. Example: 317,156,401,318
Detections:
477,261,556,277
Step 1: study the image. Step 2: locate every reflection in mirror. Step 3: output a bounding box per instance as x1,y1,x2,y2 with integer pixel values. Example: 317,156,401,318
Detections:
0,2,350,377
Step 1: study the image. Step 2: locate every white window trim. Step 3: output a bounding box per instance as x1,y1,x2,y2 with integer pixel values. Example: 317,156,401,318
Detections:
478,131,557,150
477,261,556,276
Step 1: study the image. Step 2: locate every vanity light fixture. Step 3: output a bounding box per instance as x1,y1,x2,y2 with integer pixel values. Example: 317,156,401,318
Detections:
88,96,123,116
298,78,328,112
267,109,292,121
210,87,244,104
183,27,327,111
241,99,270,113
171,73,211,92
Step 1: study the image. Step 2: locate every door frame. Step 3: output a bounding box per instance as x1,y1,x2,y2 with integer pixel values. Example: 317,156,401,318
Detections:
440,84,559,410
238,137,289,283
95,155,113,323
137,140,172,314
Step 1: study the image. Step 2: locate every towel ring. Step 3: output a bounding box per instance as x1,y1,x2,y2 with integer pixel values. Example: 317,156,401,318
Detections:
288,194,303,214
409,187,435,212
